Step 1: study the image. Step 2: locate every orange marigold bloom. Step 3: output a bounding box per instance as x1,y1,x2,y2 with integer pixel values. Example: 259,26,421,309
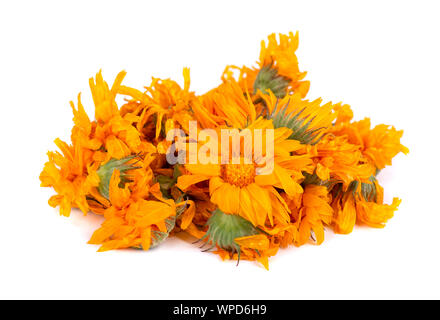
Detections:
88,170,177,251
331,173,401,232
312,134,376,186
176,118,312,227
355,179,401,228
40,138,92,217
40,71,157,217
331,117,409,170
222,32,310,99
118,68,197,139
40,93,100,217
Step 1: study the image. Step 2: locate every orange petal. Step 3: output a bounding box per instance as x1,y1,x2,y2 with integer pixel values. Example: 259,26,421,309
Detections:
180,200,195,230
176,174,209,191
274,165,303,196
185,163,220,176
234,234,270,251
141,227,152,251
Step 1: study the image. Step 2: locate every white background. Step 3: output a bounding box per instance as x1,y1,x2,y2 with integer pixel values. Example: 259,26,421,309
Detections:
0,0,439,299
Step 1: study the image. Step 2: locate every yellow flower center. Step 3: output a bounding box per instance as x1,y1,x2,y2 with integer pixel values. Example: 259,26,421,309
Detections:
221,163,256,188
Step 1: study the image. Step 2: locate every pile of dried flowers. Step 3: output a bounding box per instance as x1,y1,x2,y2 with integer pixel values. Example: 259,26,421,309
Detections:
40,32,408,269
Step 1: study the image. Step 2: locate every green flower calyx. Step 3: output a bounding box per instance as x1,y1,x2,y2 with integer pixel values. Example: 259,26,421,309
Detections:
253,65,290,99
199,209,260,263
96,155,141,199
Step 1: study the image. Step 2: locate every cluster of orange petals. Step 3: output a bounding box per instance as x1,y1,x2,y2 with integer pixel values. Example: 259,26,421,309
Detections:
40,32,408,269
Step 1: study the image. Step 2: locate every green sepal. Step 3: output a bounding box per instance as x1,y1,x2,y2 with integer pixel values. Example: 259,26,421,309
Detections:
302,171,327,187
347,174,378,202
151,197,187,248
134,195,187,250
269,100,324,145
150,215,177,249
301,171,340,190
253,65,290,99
156,164,182,199
96,155,141,199
200,209,260,261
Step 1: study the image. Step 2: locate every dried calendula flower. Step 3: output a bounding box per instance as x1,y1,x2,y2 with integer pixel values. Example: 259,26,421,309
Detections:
40,31,408,269
222,32,310,100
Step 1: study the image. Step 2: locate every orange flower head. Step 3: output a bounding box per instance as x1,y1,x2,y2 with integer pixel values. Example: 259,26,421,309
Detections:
118,68,197,140
222,32,310,100
176,118,313,228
